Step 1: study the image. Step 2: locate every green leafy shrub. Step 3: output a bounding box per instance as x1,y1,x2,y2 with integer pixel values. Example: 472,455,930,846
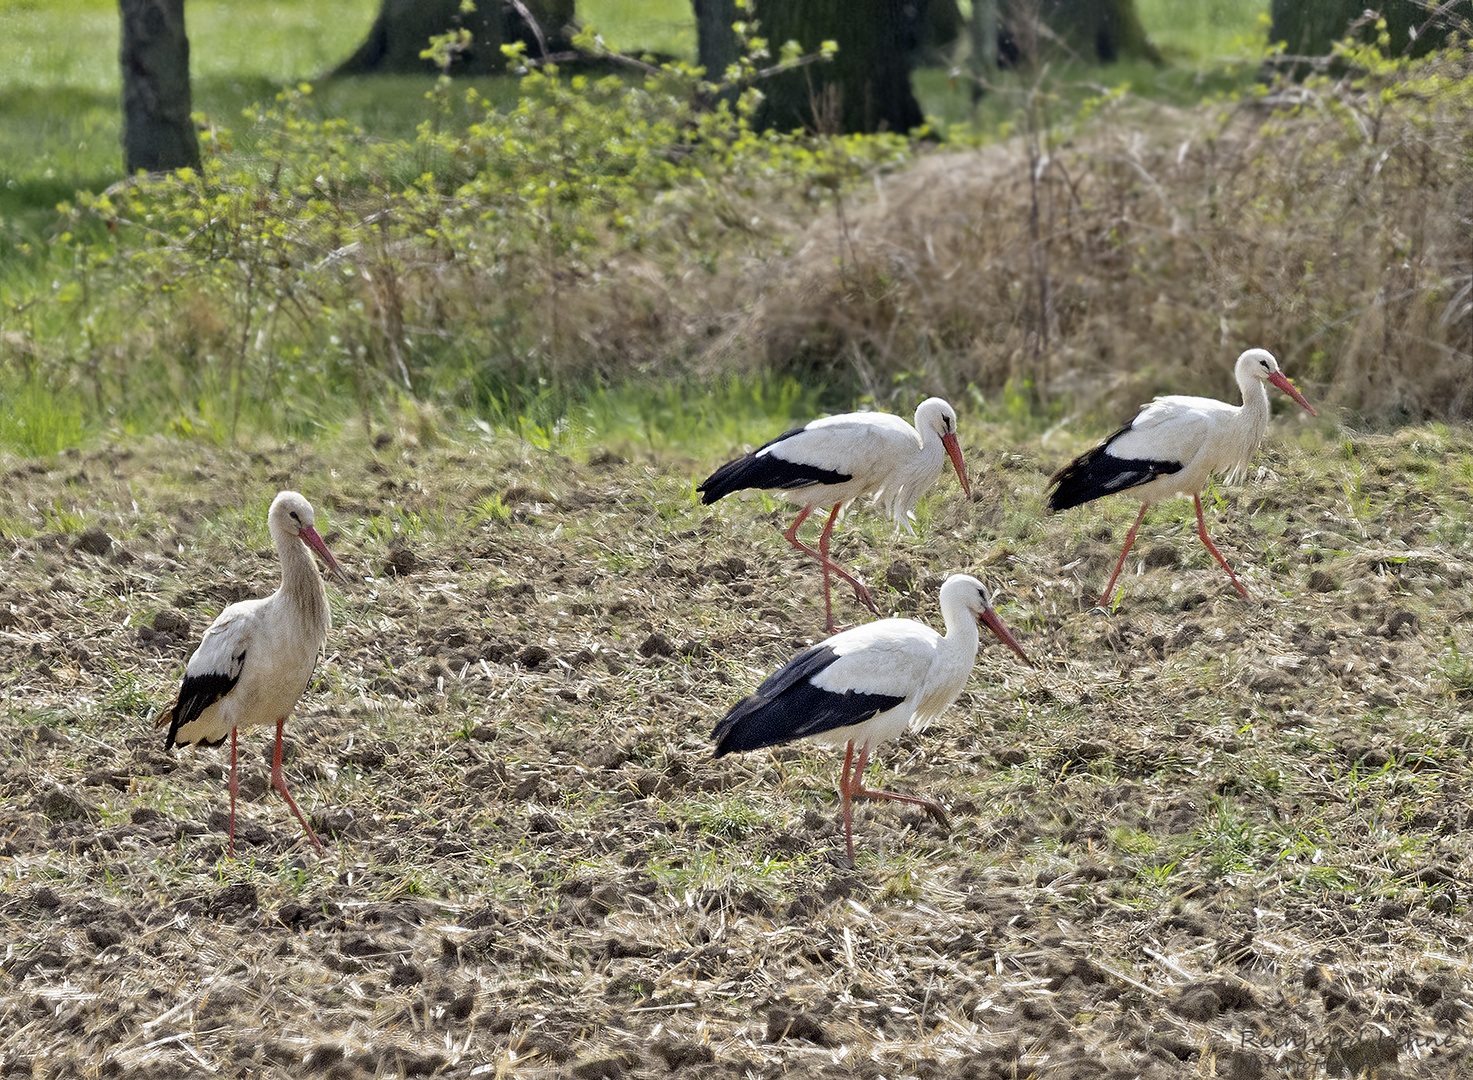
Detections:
22,22,902,440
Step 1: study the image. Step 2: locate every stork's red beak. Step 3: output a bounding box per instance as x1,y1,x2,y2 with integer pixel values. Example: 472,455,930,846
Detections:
1268,371,1317,416
300,525,347,583
942,431,971,498
979,607,1033,667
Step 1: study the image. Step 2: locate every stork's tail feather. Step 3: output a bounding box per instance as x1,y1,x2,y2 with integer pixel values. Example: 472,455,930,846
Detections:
710,697,761,758
152,699,184,753
1045,449,1111,514
697,456,752,505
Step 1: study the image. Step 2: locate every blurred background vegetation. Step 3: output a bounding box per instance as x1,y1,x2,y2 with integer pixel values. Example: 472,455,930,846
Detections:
0,0,1469,454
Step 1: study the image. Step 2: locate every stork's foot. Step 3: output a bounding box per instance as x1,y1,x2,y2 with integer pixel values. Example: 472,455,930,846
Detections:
917,800,952,832
853,785,951,834
849,578,880,616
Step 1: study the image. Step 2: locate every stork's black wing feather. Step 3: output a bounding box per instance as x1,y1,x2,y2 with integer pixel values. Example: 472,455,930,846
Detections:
698,427,852,504
1046,424,1183,513
712,644,906,756
160,656,244,750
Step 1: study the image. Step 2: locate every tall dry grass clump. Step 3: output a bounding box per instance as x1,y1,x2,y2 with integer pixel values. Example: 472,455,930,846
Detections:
740,45,1473,422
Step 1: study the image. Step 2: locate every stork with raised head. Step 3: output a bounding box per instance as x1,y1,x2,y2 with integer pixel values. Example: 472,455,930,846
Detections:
155,491,346,855
712,573,1032,864
1047,348,1316,606
698,397,970,632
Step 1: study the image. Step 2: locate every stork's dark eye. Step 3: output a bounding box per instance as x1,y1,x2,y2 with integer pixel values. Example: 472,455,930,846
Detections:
290,511,301,521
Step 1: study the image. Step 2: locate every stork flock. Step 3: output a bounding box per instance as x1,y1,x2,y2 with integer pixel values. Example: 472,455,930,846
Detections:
158,348,1315,865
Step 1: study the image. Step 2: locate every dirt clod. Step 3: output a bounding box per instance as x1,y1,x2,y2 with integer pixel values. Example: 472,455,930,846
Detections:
152,609,192,636
571,1057,629,1080
652,1040,715,1070
72,528,112,556
764,1007,829,1045
383,548,418,576
39,785,95,822
638,632,677,658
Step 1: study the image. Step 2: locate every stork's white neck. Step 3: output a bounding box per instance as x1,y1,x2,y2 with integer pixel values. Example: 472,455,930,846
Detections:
1235,368,1272,445
938,595,983,657
272,524,331,636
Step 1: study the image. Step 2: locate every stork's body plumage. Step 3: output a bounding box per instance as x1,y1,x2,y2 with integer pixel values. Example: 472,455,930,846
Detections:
155,491,344,855
699,398,970,631
1047,349,1316,605
713,574,1031,864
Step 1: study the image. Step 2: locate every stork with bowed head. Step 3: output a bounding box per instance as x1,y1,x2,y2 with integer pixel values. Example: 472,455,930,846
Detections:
698,398,971,632
154,491,346,855
713,573,1032,865
1046,348,1317,607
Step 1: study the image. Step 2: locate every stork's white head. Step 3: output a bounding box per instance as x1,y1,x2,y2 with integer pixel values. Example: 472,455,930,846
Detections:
269,491,346,582
914,398,970,497
938,574,1032,666
1236,349,1317,415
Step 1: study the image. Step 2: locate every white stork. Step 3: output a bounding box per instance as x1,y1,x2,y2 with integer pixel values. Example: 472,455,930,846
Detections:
698,397,970,632
712,573,1032,864
1047,348,1316,606
155,491,346,855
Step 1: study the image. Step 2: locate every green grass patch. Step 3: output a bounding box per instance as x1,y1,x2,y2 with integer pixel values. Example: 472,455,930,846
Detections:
1136,0,1267,63
581,0,696,60
0,379,84,455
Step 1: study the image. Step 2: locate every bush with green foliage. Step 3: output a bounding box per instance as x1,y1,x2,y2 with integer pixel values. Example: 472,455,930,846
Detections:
26,24,900,440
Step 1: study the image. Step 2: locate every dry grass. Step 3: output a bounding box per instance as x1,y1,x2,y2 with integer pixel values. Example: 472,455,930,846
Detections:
706,56,1473,424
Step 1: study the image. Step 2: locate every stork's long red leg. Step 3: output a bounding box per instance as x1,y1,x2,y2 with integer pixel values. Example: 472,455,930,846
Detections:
817,505,878,617
833,739,950,867
782,505,879,632
838,740,861,865
228,727,239,857
1194,495,1249,599
817,511,836,632
1098,503,1150,607
846,740,950,827
270,718,325,854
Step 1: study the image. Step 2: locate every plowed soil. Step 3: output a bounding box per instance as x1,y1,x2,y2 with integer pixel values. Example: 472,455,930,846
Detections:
1,416,1470,1079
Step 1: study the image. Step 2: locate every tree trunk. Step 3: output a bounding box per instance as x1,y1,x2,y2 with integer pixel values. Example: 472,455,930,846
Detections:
755,0,925,135
919,0,964,62
119,0,200,174
332,0,574,77
694,0,740,81
1270,0,1472,61
999,0,1161,68
971,0,1000,78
